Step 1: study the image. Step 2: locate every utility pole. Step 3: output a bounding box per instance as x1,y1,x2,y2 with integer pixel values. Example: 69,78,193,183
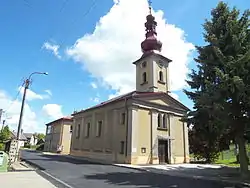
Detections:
16,79,29,143
14,79,29,162
14,72,48,162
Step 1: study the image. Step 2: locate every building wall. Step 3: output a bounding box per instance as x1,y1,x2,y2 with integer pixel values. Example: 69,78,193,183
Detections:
130,108,151,164
70,100,129,163
171,116,189,163
44,121,65,153
71,98,189,165
129,106,189,165
61,123,72,154
135,56,169,93
29,136,38,146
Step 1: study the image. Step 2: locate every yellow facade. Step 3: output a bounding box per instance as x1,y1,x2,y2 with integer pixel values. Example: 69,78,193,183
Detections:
44,117,73,155
70,93,190,165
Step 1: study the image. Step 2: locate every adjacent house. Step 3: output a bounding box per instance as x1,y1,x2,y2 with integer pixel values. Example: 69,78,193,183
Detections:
23,133,38,146
44,117,73,154
70,7,190,165
5,130,28,163
10,130,27,148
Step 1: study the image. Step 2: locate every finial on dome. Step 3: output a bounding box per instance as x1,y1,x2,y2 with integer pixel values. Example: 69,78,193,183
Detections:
141,0,162,54
148,0,152,14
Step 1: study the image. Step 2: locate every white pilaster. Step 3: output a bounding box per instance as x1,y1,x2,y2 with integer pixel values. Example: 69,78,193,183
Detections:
112,109,118,161
152,60,157,92
127,107,138,156
183,122,189,160
103,111,108,151
151,110,158,157
81,117,85,150
90,113,96,150
169,114,175,163
166,64,170,92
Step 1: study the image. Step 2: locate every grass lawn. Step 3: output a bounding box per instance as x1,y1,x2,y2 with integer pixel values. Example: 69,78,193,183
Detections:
214,144,250,167
215,158,239,167
190,144,250,167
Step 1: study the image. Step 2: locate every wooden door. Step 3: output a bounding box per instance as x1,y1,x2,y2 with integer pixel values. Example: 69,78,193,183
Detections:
158,140,169,164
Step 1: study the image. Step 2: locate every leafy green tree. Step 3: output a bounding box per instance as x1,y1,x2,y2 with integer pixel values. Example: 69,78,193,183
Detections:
0,125,11,142
185,2,250,177
37,133,45,140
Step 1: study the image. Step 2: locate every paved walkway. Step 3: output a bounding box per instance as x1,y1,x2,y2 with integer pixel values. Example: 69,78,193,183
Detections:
116,163,250,187
0,171,56,188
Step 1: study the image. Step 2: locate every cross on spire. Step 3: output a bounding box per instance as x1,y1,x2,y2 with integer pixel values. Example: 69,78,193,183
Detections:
148,0,152,14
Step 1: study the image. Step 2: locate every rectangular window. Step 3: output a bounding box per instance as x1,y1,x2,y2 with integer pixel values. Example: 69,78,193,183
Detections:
47,126,51,134
121,113,126,125
70,125,73,133
96,121,102,137
120,141,125,154
85,123,91,137
76,124,80,139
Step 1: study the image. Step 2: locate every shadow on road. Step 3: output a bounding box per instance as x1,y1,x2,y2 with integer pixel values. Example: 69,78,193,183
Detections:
22,150,108,165
42,154,109,165
144,166,241,180
84,171,232,188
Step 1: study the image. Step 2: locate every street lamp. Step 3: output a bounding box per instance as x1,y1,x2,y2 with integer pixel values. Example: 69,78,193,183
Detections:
15,72,48,162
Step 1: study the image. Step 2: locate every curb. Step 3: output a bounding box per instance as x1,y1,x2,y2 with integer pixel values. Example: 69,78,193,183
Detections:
21,158,72,188
139,167,250,188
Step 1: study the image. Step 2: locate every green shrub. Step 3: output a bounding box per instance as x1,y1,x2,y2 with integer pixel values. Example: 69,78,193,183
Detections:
36,144,44,151
0,143,5,151
24,143,31,148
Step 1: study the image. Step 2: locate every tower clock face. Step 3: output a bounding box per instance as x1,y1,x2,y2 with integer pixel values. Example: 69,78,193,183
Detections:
141,61,147,68
158,60,164,68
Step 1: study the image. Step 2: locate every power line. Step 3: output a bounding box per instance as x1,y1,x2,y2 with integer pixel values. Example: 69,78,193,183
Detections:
58,0,98,47
4,79,25,114
60,0,69,13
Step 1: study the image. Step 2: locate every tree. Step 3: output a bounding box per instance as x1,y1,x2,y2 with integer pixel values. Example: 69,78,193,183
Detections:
36,133,45,140
185,2,250,177
0,125,11,142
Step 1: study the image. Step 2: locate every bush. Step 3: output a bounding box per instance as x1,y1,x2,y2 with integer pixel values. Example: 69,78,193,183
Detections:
36,144,44,151
24,143,31,148
0,143,5,151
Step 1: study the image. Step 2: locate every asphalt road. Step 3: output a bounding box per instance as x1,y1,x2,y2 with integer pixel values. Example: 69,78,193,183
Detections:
21,150,238,188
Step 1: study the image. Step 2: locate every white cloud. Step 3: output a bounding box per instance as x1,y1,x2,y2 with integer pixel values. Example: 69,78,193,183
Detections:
19,86,50,101
90,97,100,103
66,0,194,97
90,82,98,89
45,89,52,96
42,104,63,120
0,90,40,133
42,41,61,59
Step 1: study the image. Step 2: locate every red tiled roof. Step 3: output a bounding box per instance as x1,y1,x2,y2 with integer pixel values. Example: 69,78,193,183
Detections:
72,91,189,116
46,116,73,126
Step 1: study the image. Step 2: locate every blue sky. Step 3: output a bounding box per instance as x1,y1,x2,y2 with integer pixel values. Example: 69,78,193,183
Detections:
0,0,248,133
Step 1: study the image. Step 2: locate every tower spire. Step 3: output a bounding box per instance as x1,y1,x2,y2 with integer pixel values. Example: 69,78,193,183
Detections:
148,0,152,15
141,0,162,55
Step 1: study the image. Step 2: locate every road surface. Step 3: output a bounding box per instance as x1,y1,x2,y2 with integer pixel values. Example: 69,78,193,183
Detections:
21,150,239,188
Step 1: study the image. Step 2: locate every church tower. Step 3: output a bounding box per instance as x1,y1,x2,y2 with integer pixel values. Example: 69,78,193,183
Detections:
133,1,172,93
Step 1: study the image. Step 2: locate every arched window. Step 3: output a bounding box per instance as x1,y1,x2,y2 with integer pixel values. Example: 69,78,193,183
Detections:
142,72,147,83
163,114,169,129
159,71,163,81
163,114,166,128
157,114,161,127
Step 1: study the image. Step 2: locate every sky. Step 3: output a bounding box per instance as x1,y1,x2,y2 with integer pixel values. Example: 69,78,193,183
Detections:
0,0,248,133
